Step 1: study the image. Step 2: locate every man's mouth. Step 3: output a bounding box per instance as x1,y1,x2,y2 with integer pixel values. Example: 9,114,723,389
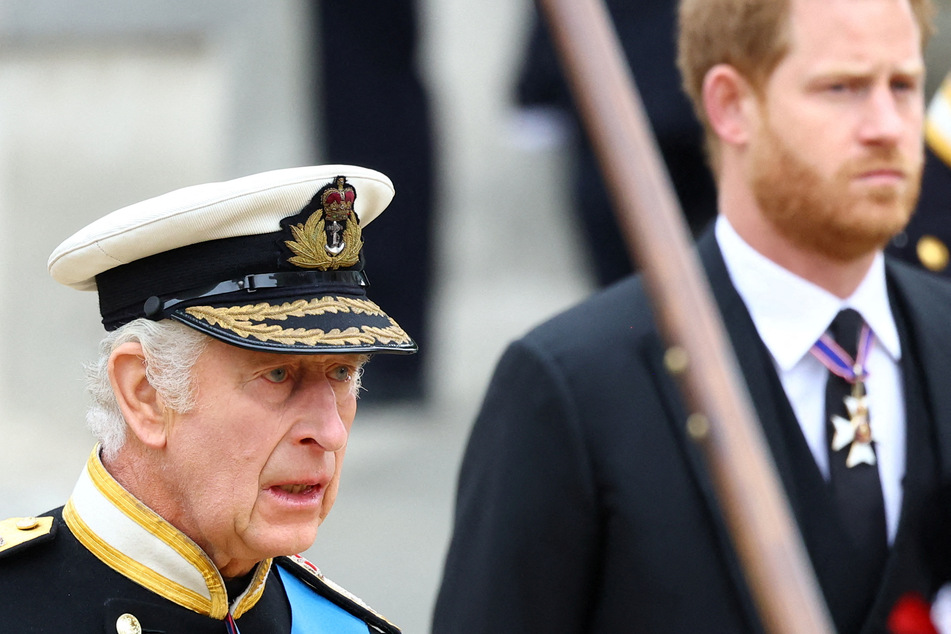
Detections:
860,168,903,178
276,483,318,495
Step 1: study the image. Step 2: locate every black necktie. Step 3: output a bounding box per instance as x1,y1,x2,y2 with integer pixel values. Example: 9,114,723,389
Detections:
824,309,888,591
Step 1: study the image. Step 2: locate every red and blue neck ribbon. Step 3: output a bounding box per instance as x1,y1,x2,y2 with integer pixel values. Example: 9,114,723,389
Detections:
225,613,241,634
810,321,874,383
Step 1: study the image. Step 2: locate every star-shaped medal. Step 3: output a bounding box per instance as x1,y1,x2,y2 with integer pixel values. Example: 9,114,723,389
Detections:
830,393,877,467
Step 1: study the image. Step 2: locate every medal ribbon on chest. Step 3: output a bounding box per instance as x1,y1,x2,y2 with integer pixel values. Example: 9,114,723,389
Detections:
810,321,877,467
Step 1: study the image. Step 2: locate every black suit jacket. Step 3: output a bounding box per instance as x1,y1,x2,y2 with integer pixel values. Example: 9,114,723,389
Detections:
433,231,951,633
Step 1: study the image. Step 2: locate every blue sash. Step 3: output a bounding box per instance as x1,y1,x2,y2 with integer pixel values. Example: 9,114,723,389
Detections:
276,566,367,633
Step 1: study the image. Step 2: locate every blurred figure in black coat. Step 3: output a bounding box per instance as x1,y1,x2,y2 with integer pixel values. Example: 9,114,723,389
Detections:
315,0,436,403
513,0,717,286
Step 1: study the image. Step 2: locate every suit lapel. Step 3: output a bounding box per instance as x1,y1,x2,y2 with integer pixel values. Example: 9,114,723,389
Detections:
856,261,951,630
685,231,816,505
645,240,951,631
649,231,889,629
644,230,810,633
642,330,765,632
694,234,804,482
886,261,951,480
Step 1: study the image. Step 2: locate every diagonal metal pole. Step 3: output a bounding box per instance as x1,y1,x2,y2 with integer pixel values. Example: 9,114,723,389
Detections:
535,0,836,632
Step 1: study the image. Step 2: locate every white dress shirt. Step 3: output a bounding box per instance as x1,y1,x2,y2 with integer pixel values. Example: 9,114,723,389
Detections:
715,216,905,542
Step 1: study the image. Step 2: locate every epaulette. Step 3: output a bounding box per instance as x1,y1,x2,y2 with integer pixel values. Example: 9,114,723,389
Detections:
277,554,401,634
0,516,56,558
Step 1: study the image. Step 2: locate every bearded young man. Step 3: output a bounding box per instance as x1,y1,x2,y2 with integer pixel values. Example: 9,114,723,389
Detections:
433,0,951,632
0,166,413,632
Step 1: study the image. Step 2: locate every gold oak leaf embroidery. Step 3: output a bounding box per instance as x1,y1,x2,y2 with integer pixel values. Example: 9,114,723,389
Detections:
285,211,362,269
184,298,412,346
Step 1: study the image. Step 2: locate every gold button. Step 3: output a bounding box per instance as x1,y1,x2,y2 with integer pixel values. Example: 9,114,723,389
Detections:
916,235,950,272
15,517,39,531
116,613,142,634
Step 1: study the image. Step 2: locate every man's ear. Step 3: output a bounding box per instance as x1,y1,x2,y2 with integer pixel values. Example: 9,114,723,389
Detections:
703,64,758,147
109,341,168,449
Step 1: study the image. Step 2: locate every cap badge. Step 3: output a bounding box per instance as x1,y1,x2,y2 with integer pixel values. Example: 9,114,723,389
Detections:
285,176,362,270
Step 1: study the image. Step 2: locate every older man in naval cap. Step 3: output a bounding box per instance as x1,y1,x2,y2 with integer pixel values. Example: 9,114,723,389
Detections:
0,166,413,633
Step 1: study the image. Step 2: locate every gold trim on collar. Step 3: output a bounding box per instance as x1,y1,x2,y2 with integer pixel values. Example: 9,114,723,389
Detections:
64,498,217,616
64,447,271,619
232,561,272,619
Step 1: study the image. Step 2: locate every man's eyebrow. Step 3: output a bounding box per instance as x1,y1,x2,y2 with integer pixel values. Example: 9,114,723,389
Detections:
335,353,370,366
811,61,924,75
804,62,925,88
892,61,926,77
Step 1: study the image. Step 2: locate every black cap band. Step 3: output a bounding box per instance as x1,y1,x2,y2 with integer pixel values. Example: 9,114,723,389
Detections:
140,270,369,321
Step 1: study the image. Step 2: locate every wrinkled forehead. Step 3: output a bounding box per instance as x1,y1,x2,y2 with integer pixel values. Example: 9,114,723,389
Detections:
786,0,923,61
761,0,924,95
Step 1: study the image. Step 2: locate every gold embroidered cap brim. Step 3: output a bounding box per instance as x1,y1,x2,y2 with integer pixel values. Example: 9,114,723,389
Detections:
175,295,416,354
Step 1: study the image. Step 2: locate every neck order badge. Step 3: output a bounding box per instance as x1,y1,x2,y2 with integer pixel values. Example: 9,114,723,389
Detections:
811,311,877,467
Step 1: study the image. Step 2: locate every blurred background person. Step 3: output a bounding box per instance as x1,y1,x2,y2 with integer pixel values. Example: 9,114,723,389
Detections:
511,0,717,287
315,0,437,404
887,71,951,276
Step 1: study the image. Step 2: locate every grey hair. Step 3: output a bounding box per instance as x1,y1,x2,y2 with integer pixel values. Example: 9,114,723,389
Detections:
85,319,210,461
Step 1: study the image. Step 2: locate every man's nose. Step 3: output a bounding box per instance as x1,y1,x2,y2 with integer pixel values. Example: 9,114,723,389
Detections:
290,379,350,452
858,84,908,145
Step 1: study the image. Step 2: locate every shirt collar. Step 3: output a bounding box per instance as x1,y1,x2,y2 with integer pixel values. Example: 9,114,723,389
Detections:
63,446,271,619
715,216,901,371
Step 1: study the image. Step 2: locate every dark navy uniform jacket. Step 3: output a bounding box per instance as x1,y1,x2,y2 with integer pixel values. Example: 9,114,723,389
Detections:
0,449,399,634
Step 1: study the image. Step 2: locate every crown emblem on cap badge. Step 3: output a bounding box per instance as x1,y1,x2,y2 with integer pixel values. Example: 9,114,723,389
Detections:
285,176,363,270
